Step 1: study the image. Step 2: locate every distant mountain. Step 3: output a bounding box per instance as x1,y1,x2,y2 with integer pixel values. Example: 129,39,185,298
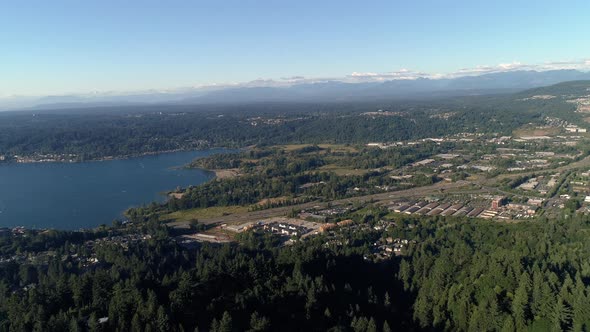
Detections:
447,70,590,90
4,69,590,111
514,79,590,98
28,90,212,110
184,69,590,103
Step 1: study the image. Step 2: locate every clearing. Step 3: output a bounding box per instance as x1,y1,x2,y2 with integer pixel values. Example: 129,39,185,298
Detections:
513,126,561,137
318,164,369,176
278,144,359,153
161,205,249,223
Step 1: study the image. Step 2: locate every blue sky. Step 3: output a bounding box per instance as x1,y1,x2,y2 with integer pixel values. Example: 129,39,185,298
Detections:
2,0,590,95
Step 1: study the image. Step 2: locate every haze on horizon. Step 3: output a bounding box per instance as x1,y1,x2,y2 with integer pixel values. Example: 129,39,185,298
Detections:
2,0,590,97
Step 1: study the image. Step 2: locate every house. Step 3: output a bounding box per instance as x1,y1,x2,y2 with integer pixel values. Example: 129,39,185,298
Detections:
565,125,587,133
436,154,460,160
319,224,337,232
337,219,354,226
412,159,435,167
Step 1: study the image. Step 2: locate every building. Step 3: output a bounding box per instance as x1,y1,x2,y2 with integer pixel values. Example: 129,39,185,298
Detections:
565,125,587,133
411,159,435,167
337,219,354,226
491,197,505,210
467,208,484,217
319,224,337,232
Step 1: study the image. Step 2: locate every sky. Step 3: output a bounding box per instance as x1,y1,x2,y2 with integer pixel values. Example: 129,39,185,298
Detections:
2,0,590,96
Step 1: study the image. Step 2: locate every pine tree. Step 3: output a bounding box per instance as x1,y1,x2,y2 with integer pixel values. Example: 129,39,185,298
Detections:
219,311,233,332
367,287,376,304
571,284,590,332
501,317,515,332
398,259,412,290
531,266,544,317
156,306,169,332
249,311,270,331
68,317,80,332
131,313,142,332
512,272,531,331
88,313,98,332
413,292,431,327
367,317,377,332
210,318,219,332
551,296,572,332
383,320,392,332
351,316,368,332
305,287,317,319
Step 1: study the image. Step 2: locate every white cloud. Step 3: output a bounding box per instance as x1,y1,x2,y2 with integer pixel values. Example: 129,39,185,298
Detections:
446,62,536,78
343,59,590,83
3,58,589,104
197,58,590,89
417,59,590,79
346,69,436,82
538,59,590,71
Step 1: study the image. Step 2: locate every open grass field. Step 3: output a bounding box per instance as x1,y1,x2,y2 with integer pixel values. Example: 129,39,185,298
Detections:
257,196,290,206
213,168,240,179
278,143,359,153
161,205,249,222
318,164,368,176
513,126,561,137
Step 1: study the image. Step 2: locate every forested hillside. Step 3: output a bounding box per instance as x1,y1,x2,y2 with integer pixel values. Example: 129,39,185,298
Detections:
0,95,546,161
399,217,590,331
3,81,589,162
3,212,590,331
3,81,590,331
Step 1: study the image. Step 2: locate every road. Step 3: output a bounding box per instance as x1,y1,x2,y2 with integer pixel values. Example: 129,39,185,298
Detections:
169,152,590,229
170,180,475,227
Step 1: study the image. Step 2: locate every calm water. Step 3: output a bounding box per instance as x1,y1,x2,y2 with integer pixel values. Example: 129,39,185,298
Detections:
0,149,226,230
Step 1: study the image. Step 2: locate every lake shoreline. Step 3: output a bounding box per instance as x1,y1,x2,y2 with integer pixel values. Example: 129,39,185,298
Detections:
1,147,233,165
0,149,227,230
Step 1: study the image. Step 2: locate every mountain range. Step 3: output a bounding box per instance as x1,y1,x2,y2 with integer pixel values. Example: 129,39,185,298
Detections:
3,69,590,111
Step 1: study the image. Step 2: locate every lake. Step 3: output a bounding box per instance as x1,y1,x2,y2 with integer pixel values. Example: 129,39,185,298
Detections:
0,149,226,230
